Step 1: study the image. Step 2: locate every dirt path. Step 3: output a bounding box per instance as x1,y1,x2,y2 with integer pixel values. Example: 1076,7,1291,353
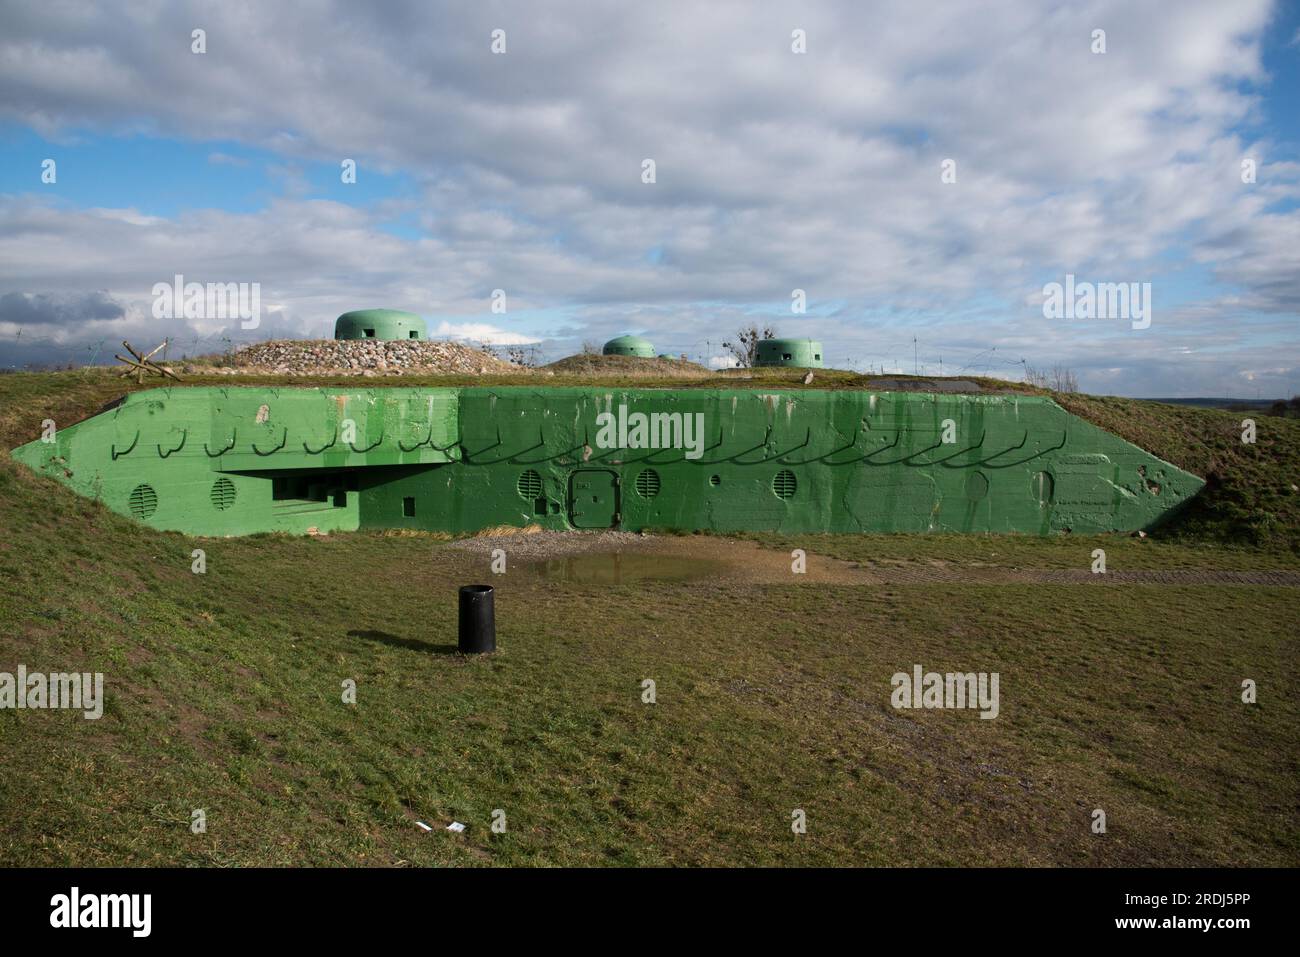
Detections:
845,566,1300,586
444,531,1300,586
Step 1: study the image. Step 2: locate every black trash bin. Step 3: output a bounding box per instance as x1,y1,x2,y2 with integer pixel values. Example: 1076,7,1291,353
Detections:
458,584,496,653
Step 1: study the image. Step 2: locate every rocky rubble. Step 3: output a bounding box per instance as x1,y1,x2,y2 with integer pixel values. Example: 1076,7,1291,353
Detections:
215,339,524,377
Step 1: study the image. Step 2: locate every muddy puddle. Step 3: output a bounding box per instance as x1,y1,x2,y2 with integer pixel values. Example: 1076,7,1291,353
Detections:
522,551,726,584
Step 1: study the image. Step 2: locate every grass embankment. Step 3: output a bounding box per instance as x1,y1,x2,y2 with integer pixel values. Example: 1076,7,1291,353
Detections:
1053,393,1300,548
0,369,1296,866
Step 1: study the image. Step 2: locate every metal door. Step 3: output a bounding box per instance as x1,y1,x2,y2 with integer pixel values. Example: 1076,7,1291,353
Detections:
569,470,620,528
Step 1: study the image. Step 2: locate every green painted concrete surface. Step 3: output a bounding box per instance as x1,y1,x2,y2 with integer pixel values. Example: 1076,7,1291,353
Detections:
11,386,1203,537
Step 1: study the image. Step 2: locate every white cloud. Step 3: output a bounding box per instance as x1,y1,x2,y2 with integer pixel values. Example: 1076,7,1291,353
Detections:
432,321,541,345
0,0,1295,394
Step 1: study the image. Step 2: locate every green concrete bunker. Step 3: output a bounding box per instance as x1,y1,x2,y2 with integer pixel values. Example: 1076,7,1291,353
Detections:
12,385,1203,537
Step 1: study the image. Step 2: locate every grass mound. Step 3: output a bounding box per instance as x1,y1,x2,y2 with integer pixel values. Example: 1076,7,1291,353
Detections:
543,353,710,376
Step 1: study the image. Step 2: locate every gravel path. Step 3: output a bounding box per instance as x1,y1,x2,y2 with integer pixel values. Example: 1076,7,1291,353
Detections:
447,529,657,561
848,567,1300,586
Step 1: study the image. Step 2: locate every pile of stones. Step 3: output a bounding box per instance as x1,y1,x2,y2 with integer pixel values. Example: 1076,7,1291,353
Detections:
213,339,524,376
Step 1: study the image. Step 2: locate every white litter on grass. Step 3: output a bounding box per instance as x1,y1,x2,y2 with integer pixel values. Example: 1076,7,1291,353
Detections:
447,821,466,833
415,821,433,832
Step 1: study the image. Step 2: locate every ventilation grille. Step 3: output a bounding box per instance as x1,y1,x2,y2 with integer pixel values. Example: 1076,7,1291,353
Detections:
635,469,661,498
211,477,237,511
128,484,158,519
517,469,543,499
772,469,797,500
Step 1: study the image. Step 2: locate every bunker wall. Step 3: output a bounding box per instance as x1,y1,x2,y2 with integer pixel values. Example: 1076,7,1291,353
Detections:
11,385,1204,537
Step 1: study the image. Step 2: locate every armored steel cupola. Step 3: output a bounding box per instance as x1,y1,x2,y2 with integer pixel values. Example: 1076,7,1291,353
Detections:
754,338,824,368
602,335,656,357
335,309,428,341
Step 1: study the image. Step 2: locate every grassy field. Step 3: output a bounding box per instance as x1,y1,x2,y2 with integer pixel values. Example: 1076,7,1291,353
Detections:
0,368,1296,866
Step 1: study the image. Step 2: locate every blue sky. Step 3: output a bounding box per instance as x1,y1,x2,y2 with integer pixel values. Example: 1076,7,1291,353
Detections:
1,0,1297,396
0,129,423,234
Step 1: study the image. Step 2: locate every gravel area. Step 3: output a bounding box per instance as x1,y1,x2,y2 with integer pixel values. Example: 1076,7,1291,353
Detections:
447,529,656,561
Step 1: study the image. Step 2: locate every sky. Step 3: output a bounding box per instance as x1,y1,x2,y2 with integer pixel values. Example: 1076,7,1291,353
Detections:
0,0,1297,397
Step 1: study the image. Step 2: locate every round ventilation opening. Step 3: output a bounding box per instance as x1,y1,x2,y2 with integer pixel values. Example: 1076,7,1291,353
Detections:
965,471,989,502
772,469,797,500
709,474,722,487
517,469,542,499
211,477,237,510
128,484,158,519
635,468,661,498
